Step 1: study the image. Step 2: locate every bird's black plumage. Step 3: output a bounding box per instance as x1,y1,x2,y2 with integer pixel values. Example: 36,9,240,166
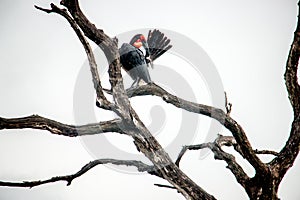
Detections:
119,43,151,85
119,29,172,87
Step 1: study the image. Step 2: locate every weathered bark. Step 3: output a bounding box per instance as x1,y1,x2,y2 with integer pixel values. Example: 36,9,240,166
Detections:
175,135,250,188
53,1,217,199
127,83,267,173
0,1,299,200
0,115,122,136
243,1,300,199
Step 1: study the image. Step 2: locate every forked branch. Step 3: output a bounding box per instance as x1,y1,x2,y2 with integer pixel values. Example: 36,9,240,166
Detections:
175,134,250,188
1,0,297,199
127,83,267,173
35,1,217,199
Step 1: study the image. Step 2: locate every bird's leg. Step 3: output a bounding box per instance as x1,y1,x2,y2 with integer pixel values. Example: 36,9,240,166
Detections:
130,78,139,88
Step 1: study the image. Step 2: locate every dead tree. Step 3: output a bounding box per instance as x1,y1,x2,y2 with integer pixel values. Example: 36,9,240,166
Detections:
0,0,299,199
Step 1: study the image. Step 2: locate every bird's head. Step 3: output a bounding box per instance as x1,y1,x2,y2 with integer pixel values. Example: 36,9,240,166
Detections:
129,34,148,49
129,34,153,67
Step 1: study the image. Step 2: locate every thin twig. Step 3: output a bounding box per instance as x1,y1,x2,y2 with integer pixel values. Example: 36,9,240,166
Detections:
224,92,232,115
0,159,156,188
254,149,279,156
154,183,177,190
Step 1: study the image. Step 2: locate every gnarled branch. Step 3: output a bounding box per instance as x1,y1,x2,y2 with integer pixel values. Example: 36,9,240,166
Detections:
0,115,122,136
8,0,298,199
35,1,217,199
175,134,250,188
269,1,300,182
284,6,300,116
127,83,267,173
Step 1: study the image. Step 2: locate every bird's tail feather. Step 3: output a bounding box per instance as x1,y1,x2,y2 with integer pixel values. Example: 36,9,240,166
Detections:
147,29,172,61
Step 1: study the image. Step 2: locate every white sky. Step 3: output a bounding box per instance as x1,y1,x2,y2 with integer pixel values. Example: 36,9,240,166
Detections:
0,0,299,199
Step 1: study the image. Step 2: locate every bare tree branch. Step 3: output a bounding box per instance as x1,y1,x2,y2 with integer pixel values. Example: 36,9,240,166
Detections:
127,83,267,174
269,0,300,183
0,115,122,136
28,1,300,199
284,7,300,117
36,1,217,199
175,134,250,188
254,149,279,156
35,4,112,110
58,0,131,120
0,159,156,188
154,183,176,190
60,0,117,62
175,143,210,167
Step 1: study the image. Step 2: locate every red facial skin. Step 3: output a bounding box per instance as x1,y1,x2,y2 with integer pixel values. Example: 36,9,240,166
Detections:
133,35,146,48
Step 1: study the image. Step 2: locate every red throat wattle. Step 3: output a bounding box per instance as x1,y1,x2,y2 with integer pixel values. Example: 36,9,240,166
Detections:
133,39,143,48
133,35,146,48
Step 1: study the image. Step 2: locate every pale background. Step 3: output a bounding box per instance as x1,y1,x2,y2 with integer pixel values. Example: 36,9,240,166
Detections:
0,0,299,199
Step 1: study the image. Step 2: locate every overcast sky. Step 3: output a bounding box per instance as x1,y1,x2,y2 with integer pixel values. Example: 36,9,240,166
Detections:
0,0,299,199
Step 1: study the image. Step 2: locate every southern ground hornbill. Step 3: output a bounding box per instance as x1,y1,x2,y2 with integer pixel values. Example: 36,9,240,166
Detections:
119,29,172,87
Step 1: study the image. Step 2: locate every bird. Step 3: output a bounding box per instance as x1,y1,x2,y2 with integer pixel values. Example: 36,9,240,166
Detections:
119,29,172,87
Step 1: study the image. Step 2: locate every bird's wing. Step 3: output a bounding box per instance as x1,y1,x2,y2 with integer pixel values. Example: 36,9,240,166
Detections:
119,43,145,71
119,43,151,83
147,29,172,62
